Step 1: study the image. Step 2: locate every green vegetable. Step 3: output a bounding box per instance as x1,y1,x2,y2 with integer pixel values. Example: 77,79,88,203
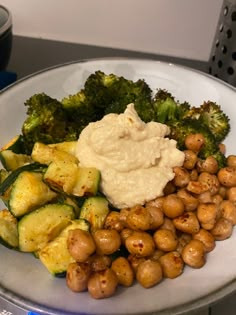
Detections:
0,209,18,249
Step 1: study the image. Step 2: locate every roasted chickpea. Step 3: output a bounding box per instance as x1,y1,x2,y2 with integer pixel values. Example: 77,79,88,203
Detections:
219,200,236,225
219,143,226,154
93,229,121,255
126,205,152,231
177,189,199,211
160,217,176,235
145,205,164,230
197,203,218,230
104,211,124,232
127,254,146,273
136,259,163,288
173,212,200,234
185,133,205,153
67,229,96,262
186,180,209,195
162,194,185,219
183,150,198,170
153,229,178,252
210,218,233,240
182,239,206,268
149,249,165,261
173,166,190,188
66,262,91,292
226,155,236,169
198,191,212,204
145,196,165,209
111,257,134,287
212,194,223,206
120,228,133,245
119,208,130,224
193,229,215,252
198,172,220,195
197,156,218,174
163,180,176,195
176,233,192,254
226,187,236,203
189,169,199,181
125,231,155,257
159,251,184,279
88,268,118,299
218,167,236,187
88,254,112,272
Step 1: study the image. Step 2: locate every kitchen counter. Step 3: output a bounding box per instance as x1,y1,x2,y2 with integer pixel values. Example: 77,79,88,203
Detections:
2,35,236,315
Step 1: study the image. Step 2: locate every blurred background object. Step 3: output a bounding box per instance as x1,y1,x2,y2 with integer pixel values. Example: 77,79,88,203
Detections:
0,4,12,70
209,0,236,86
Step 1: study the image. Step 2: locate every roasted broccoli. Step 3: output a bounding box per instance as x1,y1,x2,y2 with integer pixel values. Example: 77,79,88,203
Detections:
152,89,190,123
170,118,226,168
182,101,230,143
22,93,78,154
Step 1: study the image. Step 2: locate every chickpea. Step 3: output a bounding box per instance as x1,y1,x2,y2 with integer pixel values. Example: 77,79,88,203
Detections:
219,200,236,225
189,169,199,181
159,251,184,279
226,187,236,203
66,262,91,292
104,211,124,232
210,218,233,241
153,229,178,252
176,233,192,254
185,133,205,153
160,217,176,235
162,194,185,219
88,254,112,272
212,194,223,206
119,208,130,224
93,229,121,255
177,189,199,211
226,155,236,169
186,181,209,195
173,212,200,234
197,156,218,174
145,196,165,210
125,231,155,257
183,150,198,170
126,205,152,231
198,172,220,195
120,228,133,245
173,166,190,188
127,254,146,273
197,203,218,230
88,268,118,299
145,205,164,230
218,186,227,199
193,229,215,252
136,259,163,288
198,191,213,204
182,239,206,268
67,229,96,262
111,257,134,287
149,249,165,261
219,143,226,154
218,167,236,187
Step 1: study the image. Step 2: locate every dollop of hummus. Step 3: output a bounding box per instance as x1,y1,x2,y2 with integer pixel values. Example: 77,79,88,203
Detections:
76,104,185,208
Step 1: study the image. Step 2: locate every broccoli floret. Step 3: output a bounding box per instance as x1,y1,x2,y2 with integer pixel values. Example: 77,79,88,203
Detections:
170,118,226,167
22,93,78,154
152,89,191,123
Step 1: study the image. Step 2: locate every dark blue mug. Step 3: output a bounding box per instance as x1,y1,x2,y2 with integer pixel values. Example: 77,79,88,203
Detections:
0,5,12,71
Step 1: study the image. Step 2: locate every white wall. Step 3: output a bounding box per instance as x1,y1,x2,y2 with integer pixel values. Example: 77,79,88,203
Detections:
1,0,223,61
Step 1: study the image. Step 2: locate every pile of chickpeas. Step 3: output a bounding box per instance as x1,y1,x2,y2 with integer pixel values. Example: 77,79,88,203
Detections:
66,133,236,299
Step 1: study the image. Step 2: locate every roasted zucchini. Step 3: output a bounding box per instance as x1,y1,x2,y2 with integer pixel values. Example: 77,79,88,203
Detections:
80,196,109,231
0,150,32,171
39,219,89,276
9,171,57,217
1,135,25,154
48,141,77,156
0,209,18,248
18,203,75,252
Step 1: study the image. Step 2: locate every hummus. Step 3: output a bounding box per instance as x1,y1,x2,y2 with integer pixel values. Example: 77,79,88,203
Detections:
76,104,185,209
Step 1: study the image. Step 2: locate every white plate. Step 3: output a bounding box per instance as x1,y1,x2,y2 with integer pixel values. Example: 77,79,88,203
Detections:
1,58,236,315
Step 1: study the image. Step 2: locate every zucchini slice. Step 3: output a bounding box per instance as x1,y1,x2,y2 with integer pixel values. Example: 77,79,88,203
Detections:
31,142,78,165
1,135,25,154
0,209,19,248
48,141,77,156
18,203,75,252
80,196,109,231
44,160,100,197
9,171,58,217
39,219,89,276
0,150,32,171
